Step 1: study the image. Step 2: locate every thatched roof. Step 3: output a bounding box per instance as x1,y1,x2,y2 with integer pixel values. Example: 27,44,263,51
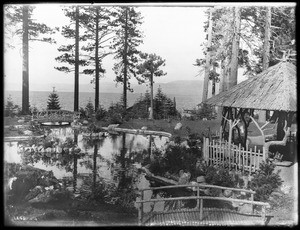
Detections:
204,61,297,112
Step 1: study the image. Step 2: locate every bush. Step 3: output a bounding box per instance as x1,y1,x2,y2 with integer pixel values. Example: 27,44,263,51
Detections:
106,102,124,124
95,105,107,121
204,165,234,187
248,160,283,201
195,103,216,120
4,95,21,117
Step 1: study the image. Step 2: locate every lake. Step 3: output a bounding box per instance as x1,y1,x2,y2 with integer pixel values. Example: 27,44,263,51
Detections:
4,90,201,112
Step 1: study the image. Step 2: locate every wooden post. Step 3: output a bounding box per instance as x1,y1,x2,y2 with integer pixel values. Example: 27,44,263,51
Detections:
203,137,206,162
251,193,254,214
197,186,200,209
262,146,266,161
200,198,203,221
261,205,266,225
138,190,144,225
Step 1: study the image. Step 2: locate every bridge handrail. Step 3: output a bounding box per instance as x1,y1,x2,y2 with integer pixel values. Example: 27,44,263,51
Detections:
136,195,270,208
136,184,269,225
139,183,256,194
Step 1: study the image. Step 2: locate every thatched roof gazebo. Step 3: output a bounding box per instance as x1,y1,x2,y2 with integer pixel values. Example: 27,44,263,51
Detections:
205,61,296,112
203,61,297,157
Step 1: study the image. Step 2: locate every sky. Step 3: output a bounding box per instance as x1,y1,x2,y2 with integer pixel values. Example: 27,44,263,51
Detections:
4,2,294,92
4,4,208,91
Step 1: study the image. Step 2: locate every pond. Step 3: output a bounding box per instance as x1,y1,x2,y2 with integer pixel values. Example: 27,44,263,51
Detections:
4,125,170,225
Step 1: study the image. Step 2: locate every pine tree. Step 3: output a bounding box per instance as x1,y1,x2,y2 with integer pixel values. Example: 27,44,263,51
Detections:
80,6,115,111
111,6,143,111
55,6,88,112
85,98,95,118
137,52,167,119
47,88,61,110
4,5,58,114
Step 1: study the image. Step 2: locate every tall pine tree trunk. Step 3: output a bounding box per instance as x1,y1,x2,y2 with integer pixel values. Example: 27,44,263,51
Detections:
202,7,213,102
149,73,154,119
123,8,128,111
258,6,271,123
95,8,100,112
22,6,29,115
74,6,79,112
228,7,241,89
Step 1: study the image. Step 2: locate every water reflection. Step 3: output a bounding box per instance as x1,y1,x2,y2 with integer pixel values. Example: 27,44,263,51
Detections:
5,126,170,211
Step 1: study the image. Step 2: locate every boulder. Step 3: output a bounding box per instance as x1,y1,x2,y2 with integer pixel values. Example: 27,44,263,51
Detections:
238,203,253,214
174,122,183,131
23,130,33,135
196,176,206,184
28,190,52,203
25,186,44,201
141,126,148,130
223,189,233,198
178,170,191,184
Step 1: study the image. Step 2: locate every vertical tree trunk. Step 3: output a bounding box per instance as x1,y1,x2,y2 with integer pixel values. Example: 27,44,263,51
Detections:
95,8,100,112
202,7,213,102
74,6,79,112
22,6,29,115
93,143,97,191
212,63,216,96
149,73,154,119
123,8,129,111
228,7,241,89
258,7,271,123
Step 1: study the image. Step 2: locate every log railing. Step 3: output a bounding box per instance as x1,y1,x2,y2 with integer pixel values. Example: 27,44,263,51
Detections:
136,184,270,226
32,110,81,123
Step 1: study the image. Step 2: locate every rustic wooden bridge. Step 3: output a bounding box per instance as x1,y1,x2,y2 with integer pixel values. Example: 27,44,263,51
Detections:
32,110,81,125
136,184,270,226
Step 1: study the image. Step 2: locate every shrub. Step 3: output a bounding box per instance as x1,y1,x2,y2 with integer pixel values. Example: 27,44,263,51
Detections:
106,102,124,124
4,95,21,117
204,165,234,187
248,160,283,201
85,100,94,118
95,105,107,121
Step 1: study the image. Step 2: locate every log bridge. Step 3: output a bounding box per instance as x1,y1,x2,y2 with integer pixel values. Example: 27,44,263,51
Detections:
101,124,172,138
32,110,81,125
136,184,270,226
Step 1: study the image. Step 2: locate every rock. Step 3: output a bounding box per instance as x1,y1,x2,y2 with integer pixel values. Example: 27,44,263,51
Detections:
23,130,33,135
56,146,63,153
18,119,25,124
141,126,148,130
196,176,206,184
178,171,191,184
82,120,89,125
174,122,182,131
28,190,52,203
25,186,44,201
271,191,283,197
223,189,233,198
238,203,253,214
204,188,211,195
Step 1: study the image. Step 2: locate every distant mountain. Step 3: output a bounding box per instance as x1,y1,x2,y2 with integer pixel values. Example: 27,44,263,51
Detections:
133,80,203,96
7,80,203,99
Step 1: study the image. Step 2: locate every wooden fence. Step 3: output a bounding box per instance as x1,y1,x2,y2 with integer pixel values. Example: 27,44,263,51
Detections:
203,137,266,173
